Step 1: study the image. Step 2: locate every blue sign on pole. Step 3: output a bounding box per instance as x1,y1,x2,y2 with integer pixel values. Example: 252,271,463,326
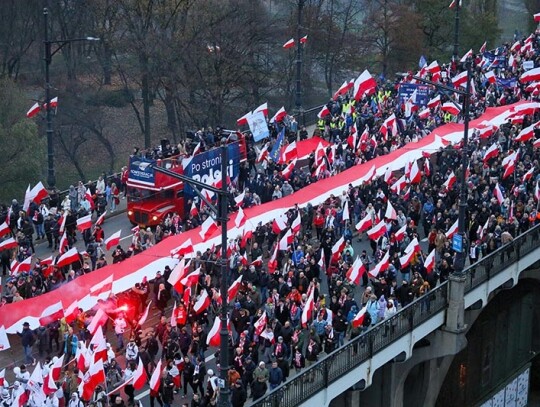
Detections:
183,142,241,202
398,83,430,107
452,234,463,253
128,157,156,186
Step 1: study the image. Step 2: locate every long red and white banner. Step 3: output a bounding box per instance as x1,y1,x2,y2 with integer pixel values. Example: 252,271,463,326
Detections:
0,102,531,333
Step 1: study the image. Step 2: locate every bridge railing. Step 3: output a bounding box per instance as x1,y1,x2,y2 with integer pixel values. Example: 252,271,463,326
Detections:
299,104,326,127
250,281,449,407
463,223,540,294
251,223,540,407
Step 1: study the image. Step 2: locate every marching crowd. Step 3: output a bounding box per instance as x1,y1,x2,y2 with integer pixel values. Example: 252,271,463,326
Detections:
1,24,540,406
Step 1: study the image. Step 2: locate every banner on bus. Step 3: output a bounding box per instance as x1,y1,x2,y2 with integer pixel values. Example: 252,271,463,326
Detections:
128,157,156,187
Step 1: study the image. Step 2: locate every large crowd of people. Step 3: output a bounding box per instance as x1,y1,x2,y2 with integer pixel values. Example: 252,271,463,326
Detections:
0,25,540,406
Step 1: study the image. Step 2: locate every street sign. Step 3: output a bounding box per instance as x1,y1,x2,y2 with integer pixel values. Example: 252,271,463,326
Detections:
452,233,463,253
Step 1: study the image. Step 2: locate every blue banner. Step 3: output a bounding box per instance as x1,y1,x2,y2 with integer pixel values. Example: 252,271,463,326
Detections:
483,51,506,69
398,83,430,107
128,156,155,186
269,127,285,162
496,77,517,88
183,142,241,202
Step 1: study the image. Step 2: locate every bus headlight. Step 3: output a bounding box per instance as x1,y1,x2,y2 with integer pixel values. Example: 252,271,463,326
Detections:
128,210,133,216
152,215,158,221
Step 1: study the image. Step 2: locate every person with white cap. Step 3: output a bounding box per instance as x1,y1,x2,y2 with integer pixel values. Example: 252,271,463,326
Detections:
68,392,84,407
206,369,218,401
0,388,10,407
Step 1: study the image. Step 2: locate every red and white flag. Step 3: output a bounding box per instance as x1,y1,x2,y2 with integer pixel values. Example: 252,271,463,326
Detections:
384,201,397,220
199,216,218,241
180,267,201,287
271,106,287,123
254,311,267,336
272,214,288,234
0,220,10,238
291,212,302,234
427,95,441,109
367,220,387,241
280,142,297,164
39,301,64,326
345,256,366,285
409,160,422,184
301,288,315,327
76,214,92,232
89,327,107,363
451,71,468,88
353,69,377,101
0,326,10,351
228,275,243,303
133,357,147,390
355,212,373,233
234,206,247,229
278,228,294,250
88,309,108,336
522,167,535,183
390,174,407,194
317,105,331,119
536,182,540,202
207,316,222,347
441,101,461,116
483,143,499,162
170,238,194,258
479,41,487,54
79,359,106,400
424,249,436,274
443,171,457,190
394,224,407,242
256,144,269,163
137,301,152,326
149,359,162,394
485,71,496,84
63,299,80,324
234,190,246,207
494,183,504,204
445,219,459,239
95,211,106,226
55,247,80,268
460,48,473,62
0,237,17,251
193,290,211,314
283,38,295,49
333,80,353,100
104,230,122,251
330,236,346,262
368,251,390,278
515,121,539,142
351,306,368,328
59,231,69,254
12,256,32,275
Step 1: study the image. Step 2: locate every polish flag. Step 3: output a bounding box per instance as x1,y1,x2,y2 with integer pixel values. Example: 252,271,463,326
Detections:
237,111,251,126
234,190,246,207
280,159,297,180
278,228,294,250
403,187,411,201
535,12,540,22
272,214,288,234
418,107,431,120
314,141,326,165
0,220,10,238
268,243,279,274
409,160,422,184
79,359,106,400
90,275,113,298
383,167,393,184
390,174,407,194
76,214,92,232
283,38,295,49
234,206,247,229
405,237,421,254
503,158,516,179
317,105,331,119
318,248,326,271
26,101,41,118
483,143,499,162
104,230,122,251
149,359,163,394
131,357,147,390
59,231,69,254
346,256,366,285
228,275,243,303
424,249,436,274
50,354,65,381
0,237,17,251
535,138,540,149
400,249,416,268
353,69,377,101
251,255,263,268
170,238,194,258
64,299,80,324
270,106,287,123
427,95,441,109
485,71,496,84
330,236,346,262
12,256,32,275
535,182,540,201
180,267,201,287
256,143,269,163
460,48,473,62
478,124,494,139
441,102,461,116
301,288,315,327
333,80,352,100
369,251,390,278
479,41,487,53
502,149,519,169
206,316,222,347
313,160,327,178
89,327,108,363
367,220,387,241
193,290,211,315
280,142,298,164
27,181,49,205
515,121,539,142
351,306,368,328
494,183,505,204
254,102,268,117
291,212,302,234
394,224,407,242
95,211,106,226
192,142,202,157
88,309,108,336
43,367,58,395
199,216,218,241
137,301,152,327
384,201,397,220
0,368,4,385
56,247,80,268
241,224,254,248
443,171,457,190
445,219,459,239
452,71,468,88
85,189,95,210
254,311,267,336
38,301,64,326
522,167,535,183
520,67,540,83
355,213,373,233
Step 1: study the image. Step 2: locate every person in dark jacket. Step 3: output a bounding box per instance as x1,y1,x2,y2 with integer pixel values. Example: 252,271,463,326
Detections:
231,379,247,407
18,321,35,365
160,371,175,407
268,360,283,390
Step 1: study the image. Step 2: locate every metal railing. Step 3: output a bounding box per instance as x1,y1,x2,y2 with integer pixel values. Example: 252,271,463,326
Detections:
299,104,326,127
251,282,449,407
463,223,540,294
251,222,540,407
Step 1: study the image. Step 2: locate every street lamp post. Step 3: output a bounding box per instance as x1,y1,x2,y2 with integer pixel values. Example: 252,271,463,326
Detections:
453,1,461,63
43,7,99,189
151,147,231,406
295,0,305,115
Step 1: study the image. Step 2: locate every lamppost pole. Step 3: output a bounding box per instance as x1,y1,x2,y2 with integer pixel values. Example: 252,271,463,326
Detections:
295,0,304,114
218,145,231,407
44,7,55,189
453,1,461,63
